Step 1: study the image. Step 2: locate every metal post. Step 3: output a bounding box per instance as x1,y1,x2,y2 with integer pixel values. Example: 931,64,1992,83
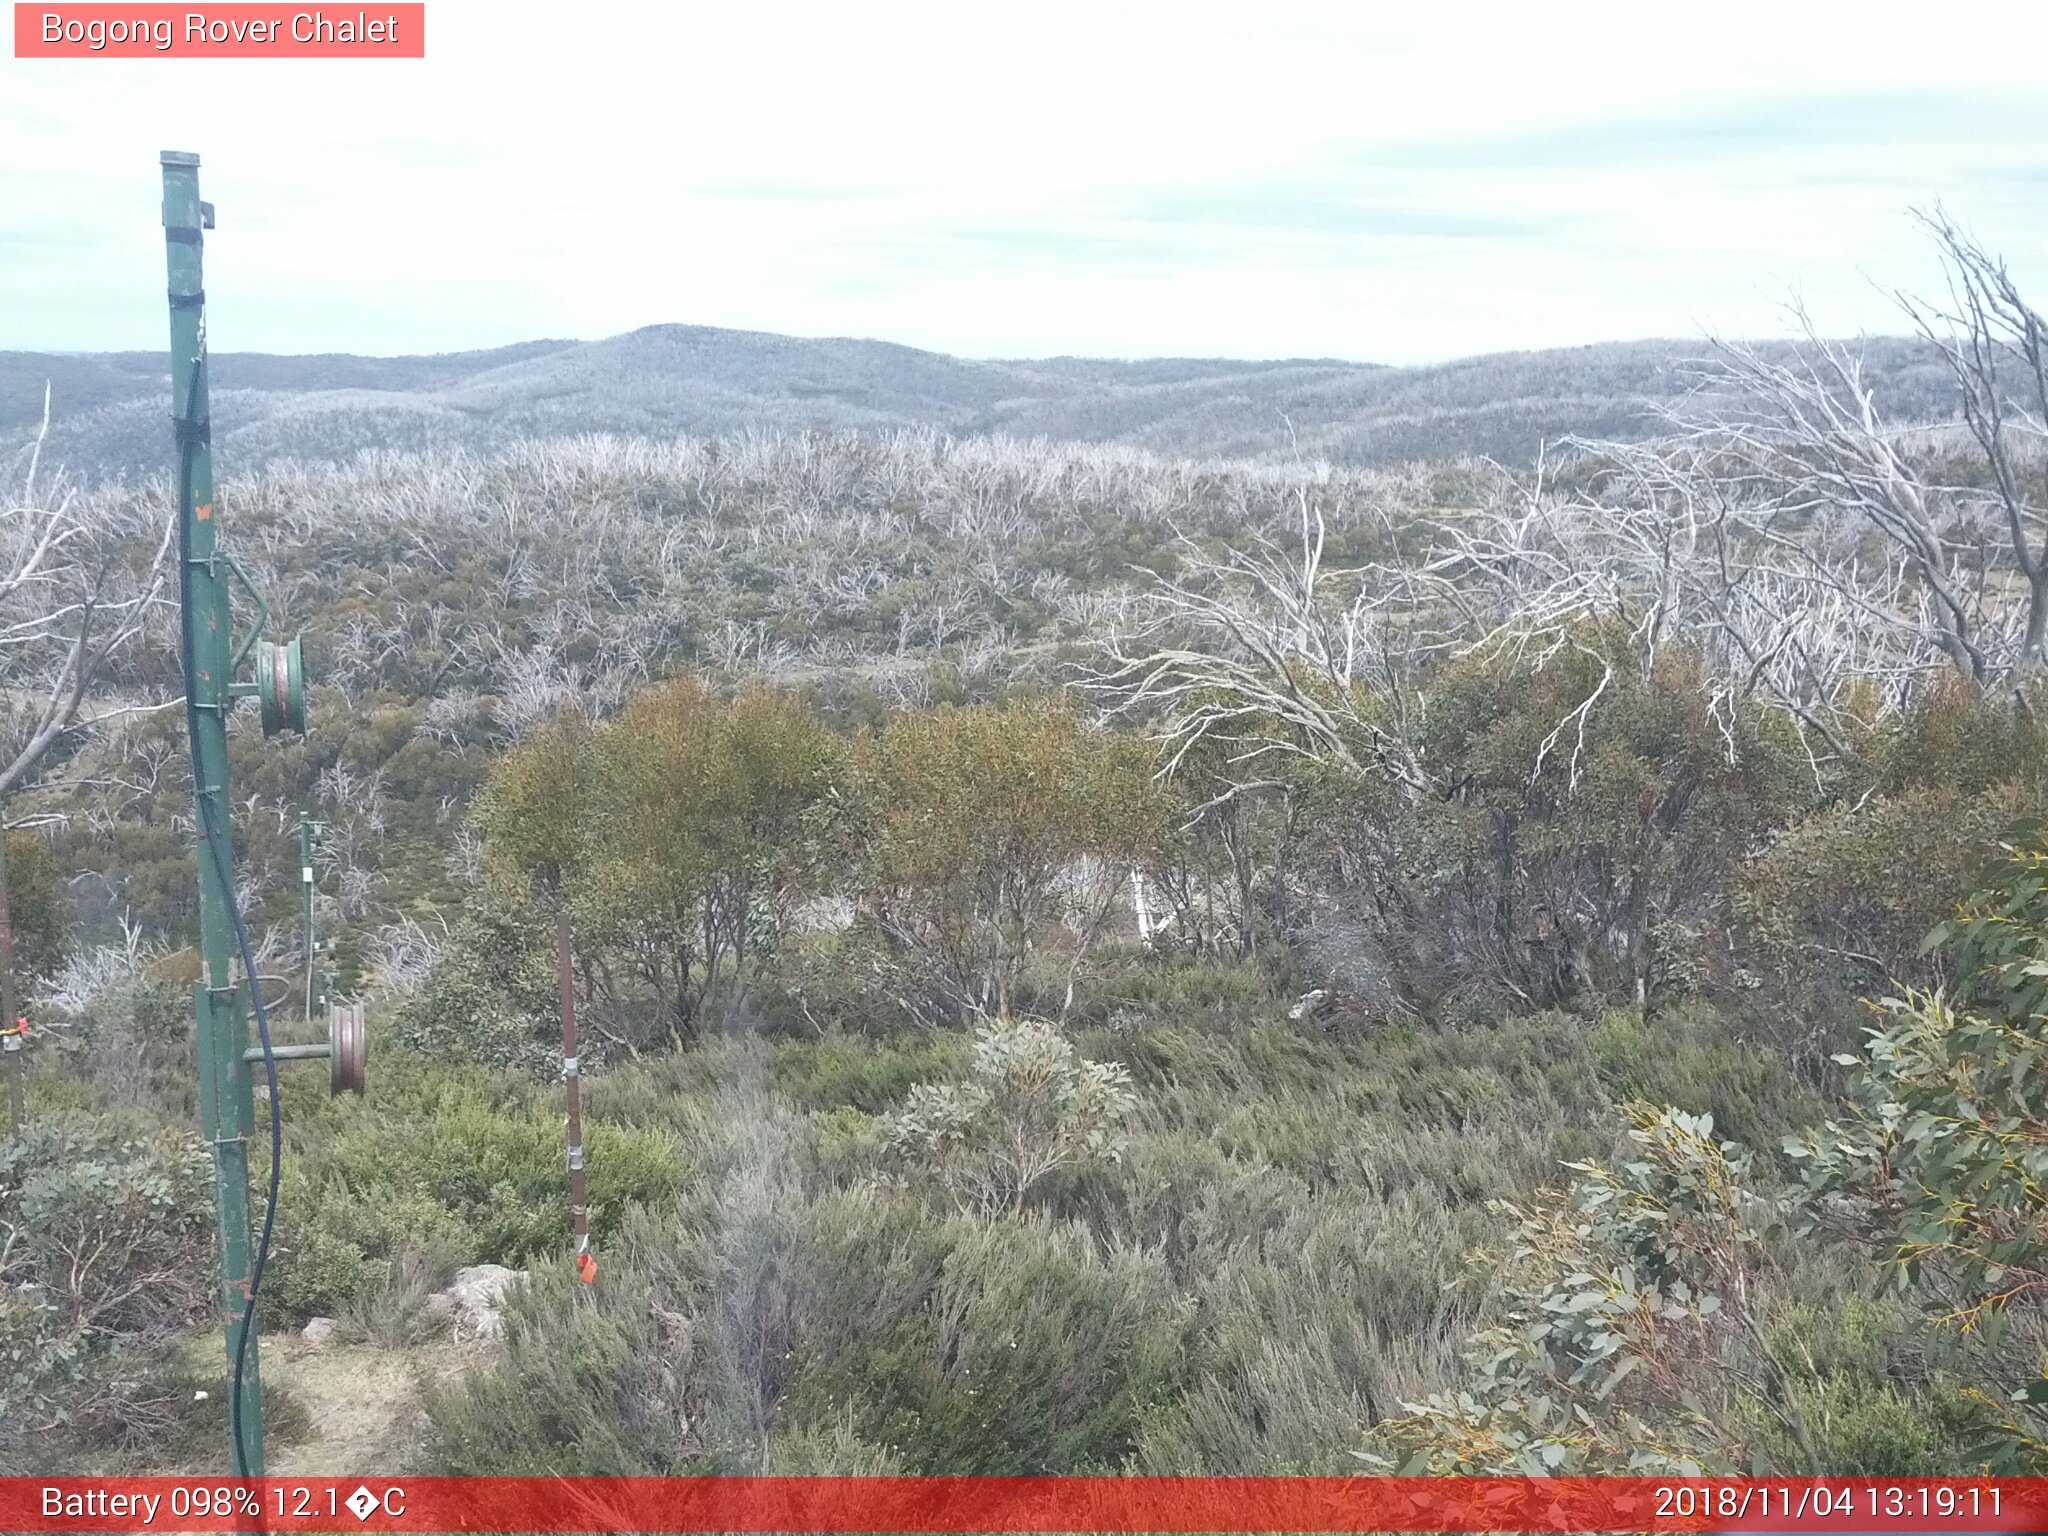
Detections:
1,1038,20,1138
300,811,316,1020
1,814,22,1137
558,912,595,1285
163,149,265,1474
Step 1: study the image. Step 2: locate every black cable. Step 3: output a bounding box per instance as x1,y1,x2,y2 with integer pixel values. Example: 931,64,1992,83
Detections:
176,357,283,1479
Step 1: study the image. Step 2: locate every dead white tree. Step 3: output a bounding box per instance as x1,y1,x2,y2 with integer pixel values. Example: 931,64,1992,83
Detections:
2,391,172,1058
1096,216,2047,807
1407,440,1933,769
364,911,447,996
1899,207,2048,670
1372,216,2048,761
1656,317,2008,695
2,386,174,796
1096,482,1434,806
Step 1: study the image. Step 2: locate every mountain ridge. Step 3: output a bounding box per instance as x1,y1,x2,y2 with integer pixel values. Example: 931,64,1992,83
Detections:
0,323,1957,481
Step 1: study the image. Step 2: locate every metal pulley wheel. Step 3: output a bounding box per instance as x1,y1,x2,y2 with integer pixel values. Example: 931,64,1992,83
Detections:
328,1002,367,1095
256,636,308,737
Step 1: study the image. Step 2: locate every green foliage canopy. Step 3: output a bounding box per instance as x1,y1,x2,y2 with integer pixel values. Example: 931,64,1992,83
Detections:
860,698,1169,1017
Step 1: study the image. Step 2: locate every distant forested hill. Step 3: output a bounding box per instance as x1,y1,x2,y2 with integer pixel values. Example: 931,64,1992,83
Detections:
0,325,1957,480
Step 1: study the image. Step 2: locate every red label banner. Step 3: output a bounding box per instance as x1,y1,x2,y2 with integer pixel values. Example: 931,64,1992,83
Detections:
4,1477,2046,1533
13,4,424,56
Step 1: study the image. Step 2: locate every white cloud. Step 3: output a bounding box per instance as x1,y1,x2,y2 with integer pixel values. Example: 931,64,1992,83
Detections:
3,0,2046,360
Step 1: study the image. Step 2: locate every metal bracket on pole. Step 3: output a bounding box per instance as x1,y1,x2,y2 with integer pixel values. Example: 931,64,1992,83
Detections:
221,551,269,674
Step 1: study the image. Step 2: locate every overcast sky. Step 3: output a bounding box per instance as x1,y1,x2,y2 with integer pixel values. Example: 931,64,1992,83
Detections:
5,1,2047,364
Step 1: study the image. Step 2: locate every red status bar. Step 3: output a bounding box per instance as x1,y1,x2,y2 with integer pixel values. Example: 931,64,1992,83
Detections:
8,1476,2047,1533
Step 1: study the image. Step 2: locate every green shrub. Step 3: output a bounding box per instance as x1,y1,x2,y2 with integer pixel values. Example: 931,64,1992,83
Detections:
1864,674,2048,800
858,698,1170,1020
1784,830,2048,1463
1061,1127,1311,1284
770,1028,966,1114
420,1239,680,1474
1297,631,1805,1019
264,1048,685,1321
1590,1003,1822,1156
1746,1291,1999,1475
335,1244,472,1349
424,1176,1188,1477
1135,1190,1469,1473
1737,781,2029,1001
3,830,69,980
1374,1106,1779,1475
759,1412,903,1474
887,1017,1136,1216
781,1194,1188,1473
318,1090,684,1264
1057,946,1285,1032
72,976,192,1117
391,891,560,1077
0,1114,214,1469
265,1173,476,1320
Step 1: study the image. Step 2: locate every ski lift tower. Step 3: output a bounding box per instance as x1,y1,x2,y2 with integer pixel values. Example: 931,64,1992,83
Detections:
162,149,365,1477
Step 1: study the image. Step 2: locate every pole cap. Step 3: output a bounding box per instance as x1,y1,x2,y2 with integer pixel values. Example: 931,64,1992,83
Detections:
160,150,201,167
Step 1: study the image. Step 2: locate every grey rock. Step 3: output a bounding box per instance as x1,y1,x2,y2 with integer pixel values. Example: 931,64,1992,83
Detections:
1287,988,1333,1022
442,1263,528,1340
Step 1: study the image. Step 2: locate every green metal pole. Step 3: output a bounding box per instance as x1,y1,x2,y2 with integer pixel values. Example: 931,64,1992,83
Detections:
300,811,315,1021
162,149,265,1475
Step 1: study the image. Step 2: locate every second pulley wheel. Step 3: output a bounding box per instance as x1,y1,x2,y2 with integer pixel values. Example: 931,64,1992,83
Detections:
328,1002,367,1095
